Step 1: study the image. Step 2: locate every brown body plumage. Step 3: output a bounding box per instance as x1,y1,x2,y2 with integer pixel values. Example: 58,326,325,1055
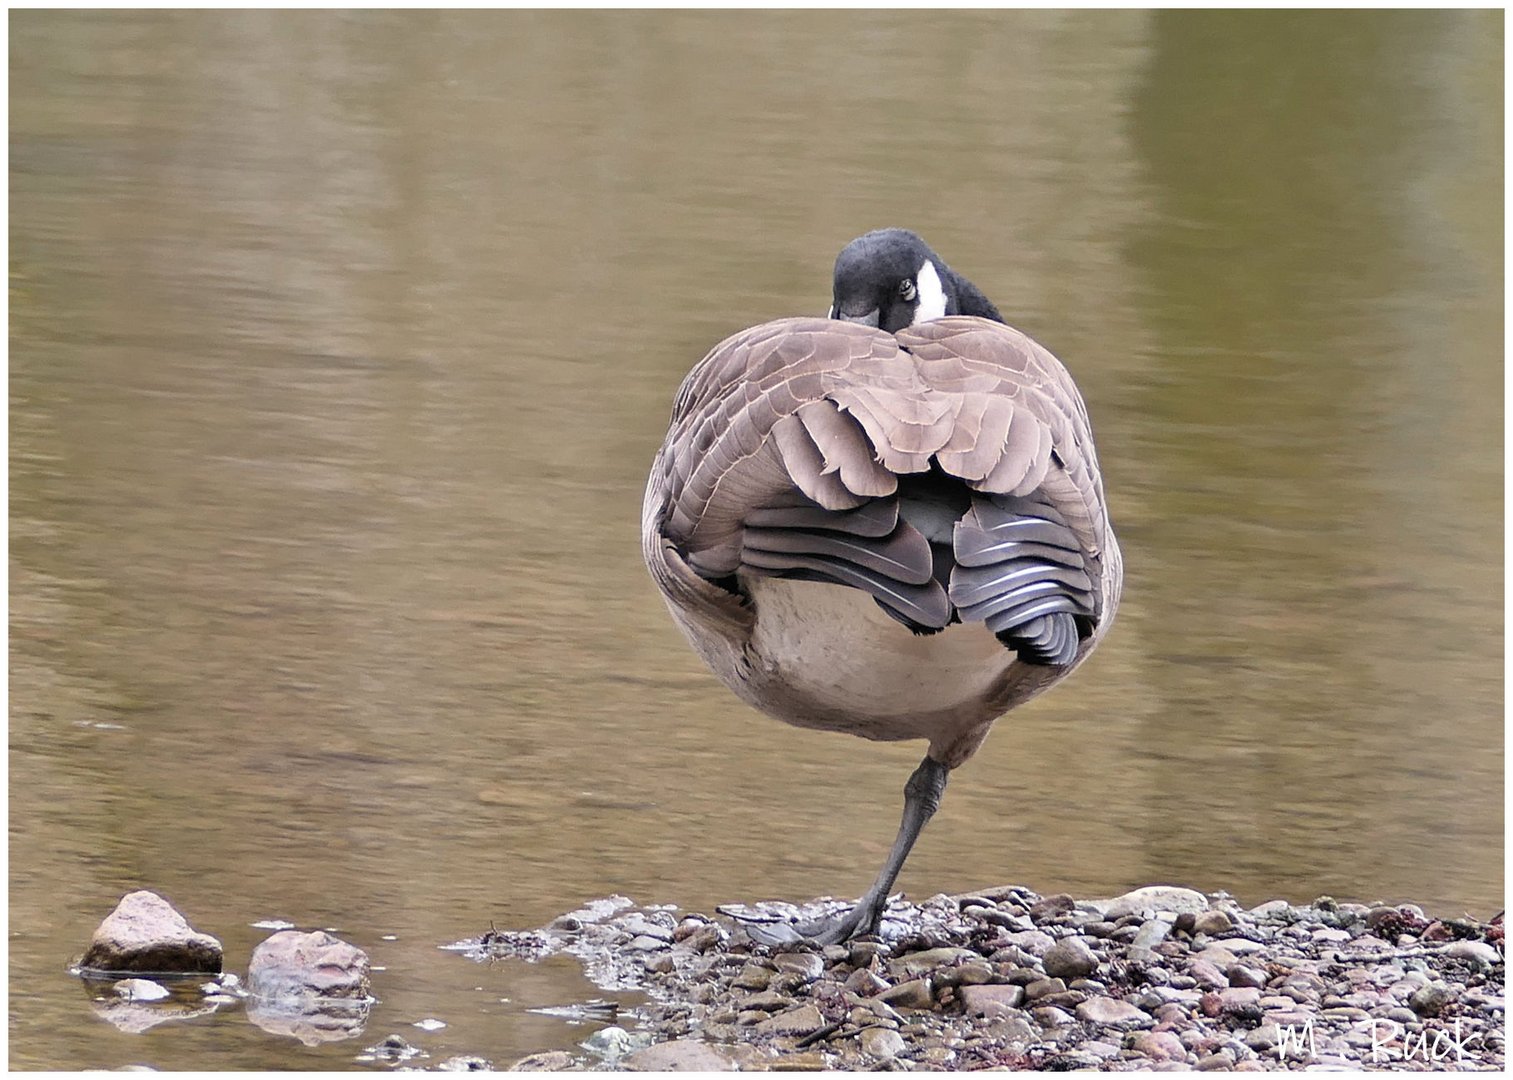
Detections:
644,315,1119,762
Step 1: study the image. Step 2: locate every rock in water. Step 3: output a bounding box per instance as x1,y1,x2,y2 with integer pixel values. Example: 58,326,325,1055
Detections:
247,930,371,1000
81,890,223,974
112,978,171,1002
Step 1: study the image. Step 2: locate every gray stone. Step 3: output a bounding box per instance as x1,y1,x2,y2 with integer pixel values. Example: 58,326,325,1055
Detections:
581,1025,642,1057
1192,910,1233,936
1031,1004,1076,1027
874,977,933,1011
1408,983,1454,1017
621,1040,736,1071
844,967,889,995
1244,1023,1278,1051
732,963,773,990
112,978,171,1003
1000,930,1055,956
755,1003,828,1035
1195,945,1237,968
1129,920,1171,956
509,1050,576,1071
619,915,673,941
1029,894,1076,920
888,946,978,977
1075,996,1150,1024
1249,899,1294,920
1042,936,1098,979
958,983,1026,1017
936,959,994,987
849,941,889,967
685,925,727,953
1224,938,1266,955
439,1056,495,1071
1188,959,1227,990
774,952,825,982
859,1027,907,1060
983,1015,1037,1047
1131,1030,1187,1062
1024,977,1066,1000
81,891,223,975
1444,940,1501,966
1098,886,1209,920
1229,965,1267,989
1218,986,1261,1009
739,990,794,1012
247,930,370,1000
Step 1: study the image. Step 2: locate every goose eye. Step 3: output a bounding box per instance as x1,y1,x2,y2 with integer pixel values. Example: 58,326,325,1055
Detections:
899,279,917,302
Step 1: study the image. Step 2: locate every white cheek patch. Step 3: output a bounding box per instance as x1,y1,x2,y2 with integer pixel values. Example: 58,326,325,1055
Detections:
913,259,948,323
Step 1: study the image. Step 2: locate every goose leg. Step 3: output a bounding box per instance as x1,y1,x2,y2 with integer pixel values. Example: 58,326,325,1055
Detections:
745,755,950,946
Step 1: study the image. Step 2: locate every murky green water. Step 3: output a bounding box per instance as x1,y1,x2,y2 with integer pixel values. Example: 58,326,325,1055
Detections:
10,9,1502,1070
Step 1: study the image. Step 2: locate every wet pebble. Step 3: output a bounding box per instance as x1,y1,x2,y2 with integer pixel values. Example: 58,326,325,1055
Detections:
112,979,170,1003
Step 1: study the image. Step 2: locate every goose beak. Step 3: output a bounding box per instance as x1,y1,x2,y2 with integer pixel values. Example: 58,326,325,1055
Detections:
834,305,880,328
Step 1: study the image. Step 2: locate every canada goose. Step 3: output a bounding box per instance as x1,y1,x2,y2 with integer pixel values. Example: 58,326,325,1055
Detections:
642,228,1121,944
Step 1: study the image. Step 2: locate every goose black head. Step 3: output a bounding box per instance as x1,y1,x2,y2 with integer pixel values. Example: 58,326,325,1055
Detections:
830,228,1003,334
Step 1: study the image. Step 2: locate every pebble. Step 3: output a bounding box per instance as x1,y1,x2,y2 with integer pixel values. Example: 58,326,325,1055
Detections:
843,968,888,995
112,978,171,1002
958,983,1025,1016
874,978,933,1011
1445,940,1501,966
1000,929,1056,955
773,953,825,982
1029,893,1076,920
888,946,977,977
1218,986,1261,1008
1192,910,1233,936
1188,959,1227,989
1075,996,1150,1024
1100,886,1210,920
755,1003,828,1035
1023,977,1066,1000
859,1027,906,1059
1043,935,1098,979
508,1050,575,1071
732,963,773,990
1408,983,1455,1016
1132,1030,1188,1062
1228,964,1267,988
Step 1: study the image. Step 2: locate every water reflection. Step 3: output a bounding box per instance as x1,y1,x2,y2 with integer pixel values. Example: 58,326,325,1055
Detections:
10,9,1501,1071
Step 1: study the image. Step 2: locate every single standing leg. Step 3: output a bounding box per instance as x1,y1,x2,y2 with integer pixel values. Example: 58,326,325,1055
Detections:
743,754,951,945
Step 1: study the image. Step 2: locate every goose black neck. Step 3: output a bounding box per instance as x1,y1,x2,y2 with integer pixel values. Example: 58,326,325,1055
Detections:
947,268,1005,324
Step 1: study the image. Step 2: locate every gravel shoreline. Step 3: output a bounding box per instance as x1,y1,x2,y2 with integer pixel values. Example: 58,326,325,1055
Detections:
470,885,1504,1072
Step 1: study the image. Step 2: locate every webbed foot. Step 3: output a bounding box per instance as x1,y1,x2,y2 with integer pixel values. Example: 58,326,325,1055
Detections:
725,898,885,946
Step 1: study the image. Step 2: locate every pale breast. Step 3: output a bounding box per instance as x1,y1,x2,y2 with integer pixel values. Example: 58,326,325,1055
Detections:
740,577,1018,746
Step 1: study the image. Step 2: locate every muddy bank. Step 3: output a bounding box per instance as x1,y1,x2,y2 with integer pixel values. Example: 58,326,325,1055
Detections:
465,886,1504,1072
